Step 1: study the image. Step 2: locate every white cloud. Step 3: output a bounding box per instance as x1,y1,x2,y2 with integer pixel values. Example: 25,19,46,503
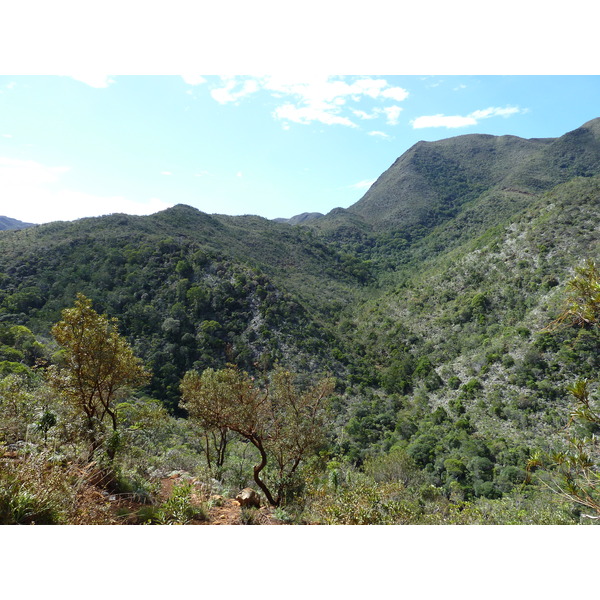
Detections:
2,133,13,138
381,86,410,101
470,106,525,119
348,179,376,190
68,75,115,88
412,114,477,129
0,156,172,223
208,76,410,130
0,82,16,94
160,171,172,175
274,103,357,128
368,131,390,138
353,109,378,120
411,105,527,129
353,106,403,126
210,78,260,104
382,105,402,125
0,157,70,185
181,75,206,86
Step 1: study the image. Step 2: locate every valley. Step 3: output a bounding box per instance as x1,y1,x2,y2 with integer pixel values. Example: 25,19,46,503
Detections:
1,118,600,524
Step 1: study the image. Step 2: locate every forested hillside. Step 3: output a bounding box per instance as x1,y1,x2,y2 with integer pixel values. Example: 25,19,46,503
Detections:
1,119,600,524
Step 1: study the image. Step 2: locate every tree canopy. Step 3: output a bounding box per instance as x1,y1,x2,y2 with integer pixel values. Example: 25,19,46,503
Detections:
180,366,334,506
47,293,150,458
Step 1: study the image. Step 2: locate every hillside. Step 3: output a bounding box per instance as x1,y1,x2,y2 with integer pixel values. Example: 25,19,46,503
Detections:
0,216,35,231
1,118,600,524
0,207,374,407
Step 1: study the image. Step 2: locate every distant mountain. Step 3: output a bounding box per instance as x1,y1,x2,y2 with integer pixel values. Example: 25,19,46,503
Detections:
305,118,600,268
0,216,35,231
273,212,323,225
346,133,552,231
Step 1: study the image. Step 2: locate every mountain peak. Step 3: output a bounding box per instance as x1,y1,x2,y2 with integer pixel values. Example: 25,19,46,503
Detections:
577,116,600,135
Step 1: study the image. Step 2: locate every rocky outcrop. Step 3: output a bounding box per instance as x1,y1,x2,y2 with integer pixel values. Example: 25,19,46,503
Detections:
235,487,261,508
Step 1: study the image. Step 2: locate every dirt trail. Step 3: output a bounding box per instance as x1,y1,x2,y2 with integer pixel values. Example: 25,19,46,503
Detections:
159,473,284,525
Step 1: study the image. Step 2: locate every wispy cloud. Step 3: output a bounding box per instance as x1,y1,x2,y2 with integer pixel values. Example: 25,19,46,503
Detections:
470,106,525,119
68,75,115,88
160,171,173,175
206,76,410,130
0,157,70,185
412,114,478,129
181,75,206,86
0,156,172,223
347,179,376,190
274,103,357,128
353,109,379,120
368,131,390,138
210,78,260,104
411,105,527,129
382,105,402,125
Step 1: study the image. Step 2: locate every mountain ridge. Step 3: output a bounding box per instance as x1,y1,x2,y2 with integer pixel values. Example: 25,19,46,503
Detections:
0,216,35,231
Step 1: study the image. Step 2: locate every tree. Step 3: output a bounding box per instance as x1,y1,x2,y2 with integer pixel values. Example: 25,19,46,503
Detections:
551,260,600,329
47,294,150,460
180,366,334,506
534,260,600,517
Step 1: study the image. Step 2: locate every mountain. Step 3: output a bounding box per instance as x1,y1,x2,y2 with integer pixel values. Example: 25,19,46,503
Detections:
307,118,600,268
0,216,35,231
273,212,323,225
1,118,600,517
0,205,372,407
351,118,600,229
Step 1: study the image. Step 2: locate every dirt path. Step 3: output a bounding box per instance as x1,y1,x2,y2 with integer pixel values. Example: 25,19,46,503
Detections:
159,473,284,525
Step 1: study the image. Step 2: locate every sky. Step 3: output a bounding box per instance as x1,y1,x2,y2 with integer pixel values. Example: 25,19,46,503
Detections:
2,74,600,225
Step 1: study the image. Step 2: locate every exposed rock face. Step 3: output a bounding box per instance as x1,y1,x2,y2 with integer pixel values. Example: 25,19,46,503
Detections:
236,487,261,508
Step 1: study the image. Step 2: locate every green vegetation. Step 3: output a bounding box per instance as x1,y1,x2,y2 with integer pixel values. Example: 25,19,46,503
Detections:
181,366,334,506
2,118,600,524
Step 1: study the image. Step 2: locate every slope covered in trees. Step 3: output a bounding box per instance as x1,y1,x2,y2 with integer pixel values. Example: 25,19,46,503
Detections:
1,118,600,524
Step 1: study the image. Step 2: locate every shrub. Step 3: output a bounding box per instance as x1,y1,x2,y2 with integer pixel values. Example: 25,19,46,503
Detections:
155,482,208,524
240,506,261,525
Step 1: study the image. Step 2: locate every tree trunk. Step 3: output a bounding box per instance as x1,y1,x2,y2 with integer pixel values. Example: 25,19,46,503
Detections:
249,435,279,506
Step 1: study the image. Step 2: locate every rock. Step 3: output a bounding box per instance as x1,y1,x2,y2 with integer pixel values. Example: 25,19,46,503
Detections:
236,487,261,508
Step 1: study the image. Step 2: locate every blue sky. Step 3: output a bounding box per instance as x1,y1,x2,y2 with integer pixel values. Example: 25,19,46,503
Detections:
1,74,599,224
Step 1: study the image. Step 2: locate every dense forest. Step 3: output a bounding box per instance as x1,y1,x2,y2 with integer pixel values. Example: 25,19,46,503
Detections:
1,118,600,524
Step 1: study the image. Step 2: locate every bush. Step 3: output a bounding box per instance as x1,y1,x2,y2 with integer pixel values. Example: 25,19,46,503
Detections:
154,482,208,524
362,447,423,487
240,506,261,525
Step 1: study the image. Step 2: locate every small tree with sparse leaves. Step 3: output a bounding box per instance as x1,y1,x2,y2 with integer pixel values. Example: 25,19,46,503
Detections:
180,366,334,506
